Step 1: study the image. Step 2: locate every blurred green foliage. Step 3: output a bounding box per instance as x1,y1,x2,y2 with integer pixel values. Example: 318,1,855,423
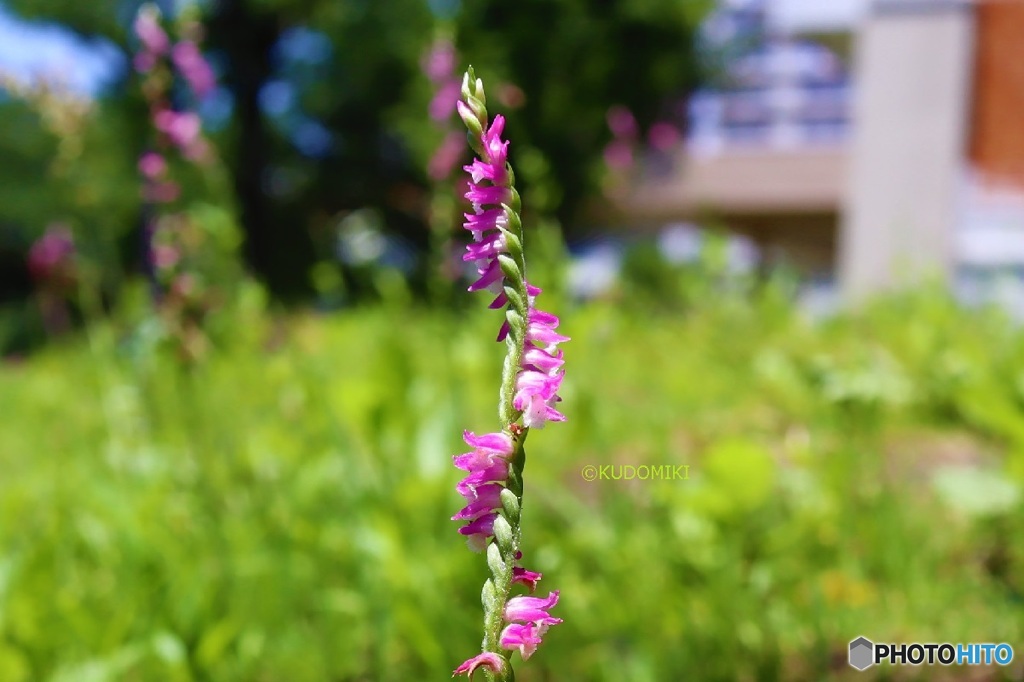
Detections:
1,0,708,298
1,276,1023,681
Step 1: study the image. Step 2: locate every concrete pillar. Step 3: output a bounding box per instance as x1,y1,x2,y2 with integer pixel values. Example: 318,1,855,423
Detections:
839,0,975,299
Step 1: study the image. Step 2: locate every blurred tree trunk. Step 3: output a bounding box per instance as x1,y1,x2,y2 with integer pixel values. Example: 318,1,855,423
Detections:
208,0,314,298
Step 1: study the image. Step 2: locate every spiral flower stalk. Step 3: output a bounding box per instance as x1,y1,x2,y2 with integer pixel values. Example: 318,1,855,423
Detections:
451,68,566,681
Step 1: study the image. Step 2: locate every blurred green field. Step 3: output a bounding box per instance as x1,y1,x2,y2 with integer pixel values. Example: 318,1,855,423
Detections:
2,284,1023,681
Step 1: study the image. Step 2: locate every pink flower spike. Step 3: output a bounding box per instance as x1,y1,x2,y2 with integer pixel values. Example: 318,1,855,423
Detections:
505,591,562,625
500,622,551,661
453,652,504,678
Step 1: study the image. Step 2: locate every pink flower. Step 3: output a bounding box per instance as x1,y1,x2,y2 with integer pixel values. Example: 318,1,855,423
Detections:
133,52,157,74
455,462,508,498
138,152,167,179
134,10,169,57
463,208,508,241
458,513,497,552
423,39,456,83
524,308,570,346
480,115,509,168
428,131,464,181
452,652,504,678
511,566,543,592
171,40,216,98
505,591,562,625
464,184,513,213
603,138,634,172
429,80,461,122
513,370,566,429
453,431,514,550
463,233,507,267
466,258,504,293
607,105,638,139
648,121,680,152
499,591,562,659
499,622,552,661
488,282,540,312
452,483,504,521
155,110,202,149
144,180,181,204
27,226,74,282
151,243,180,271
453,430,514,467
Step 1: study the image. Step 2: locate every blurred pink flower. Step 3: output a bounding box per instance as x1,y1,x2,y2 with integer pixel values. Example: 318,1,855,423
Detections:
27,226,74,282
144,180,181,204
155,110,201,149
138,152,167,179
151,243,180,271
607,105,638,139
429,80,460,122
603,138,634,171
648,122,680,152
496,83,526,109
182,138,212,165
422,38,455,83
134,10,169,56
171,41,216,98
427,131,464,181
133,52,157,74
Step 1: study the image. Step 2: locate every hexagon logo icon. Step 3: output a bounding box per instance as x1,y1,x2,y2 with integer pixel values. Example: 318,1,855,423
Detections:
849,636,874,671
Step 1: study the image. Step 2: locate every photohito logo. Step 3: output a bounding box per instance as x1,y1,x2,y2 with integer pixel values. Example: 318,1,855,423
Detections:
849,637,1014,670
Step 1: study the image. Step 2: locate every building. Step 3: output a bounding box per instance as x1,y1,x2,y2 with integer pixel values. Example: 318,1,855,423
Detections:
617,0,1024,306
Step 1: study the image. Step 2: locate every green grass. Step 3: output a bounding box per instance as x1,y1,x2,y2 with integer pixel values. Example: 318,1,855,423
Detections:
1,285,1023,681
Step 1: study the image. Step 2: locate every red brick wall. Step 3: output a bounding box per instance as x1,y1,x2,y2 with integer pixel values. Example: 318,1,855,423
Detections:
969,0,1024,186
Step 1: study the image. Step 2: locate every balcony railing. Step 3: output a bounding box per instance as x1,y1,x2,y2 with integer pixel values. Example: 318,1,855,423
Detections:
687,82,852,153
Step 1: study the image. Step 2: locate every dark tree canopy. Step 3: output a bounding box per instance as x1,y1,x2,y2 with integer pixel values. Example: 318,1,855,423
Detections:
2,0,710,299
